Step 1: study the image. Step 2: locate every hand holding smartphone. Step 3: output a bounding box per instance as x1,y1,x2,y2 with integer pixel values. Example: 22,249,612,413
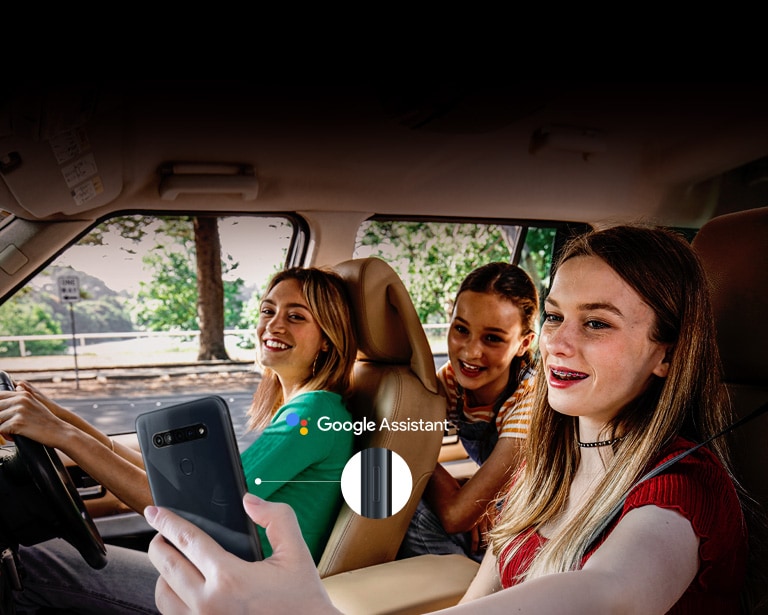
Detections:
136,396,262,561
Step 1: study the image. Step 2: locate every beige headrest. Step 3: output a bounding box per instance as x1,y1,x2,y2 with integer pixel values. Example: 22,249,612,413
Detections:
333,258,438,394
692,207,768,386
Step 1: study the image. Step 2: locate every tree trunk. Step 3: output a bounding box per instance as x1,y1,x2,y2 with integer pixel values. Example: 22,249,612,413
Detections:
194,217,230,360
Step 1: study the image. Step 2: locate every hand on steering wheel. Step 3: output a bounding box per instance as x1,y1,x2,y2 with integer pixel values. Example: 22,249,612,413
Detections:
0,371,107,569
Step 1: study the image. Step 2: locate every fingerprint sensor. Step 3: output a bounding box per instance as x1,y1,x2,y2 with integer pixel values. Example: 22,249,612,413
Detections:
180,458,194,476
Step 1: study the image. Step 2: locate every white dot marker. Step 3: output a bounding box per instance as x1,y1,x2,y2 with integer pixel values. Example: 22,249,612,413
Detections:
254,478,262,485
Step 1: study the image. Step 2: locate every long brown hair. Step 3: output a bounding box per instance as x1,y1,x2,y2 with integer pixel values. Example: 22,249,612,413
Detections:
247,267,357,430
489,224,736,580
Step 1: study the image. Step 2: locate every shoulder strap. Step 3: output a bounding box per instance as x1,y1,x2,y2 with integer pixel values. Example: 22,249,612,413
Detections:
586,400,768,550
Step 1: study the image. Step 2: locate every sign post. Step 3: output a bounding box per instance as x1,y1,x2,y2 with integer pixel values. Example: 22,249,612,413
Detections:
57,275,81,389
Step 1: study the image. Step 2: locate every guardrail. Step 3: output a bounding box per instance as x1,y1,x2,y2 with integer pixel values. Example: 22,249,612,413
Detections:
0,329,256,358
0,325,450,359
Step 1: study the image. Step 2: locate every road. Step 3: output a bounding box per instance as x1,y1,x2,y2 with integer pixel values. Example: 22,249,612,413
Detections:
60,390,260,451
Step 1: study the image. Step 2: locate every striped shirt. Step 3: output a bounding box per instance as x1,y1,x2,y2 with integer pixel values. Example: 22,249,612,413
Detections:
437,361,535,439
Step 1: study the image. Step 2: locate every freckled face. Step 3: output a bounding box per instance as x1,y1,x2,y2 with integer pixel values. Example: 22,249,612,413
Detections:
447,290,534,406
256,279,328,388
540,256,670,427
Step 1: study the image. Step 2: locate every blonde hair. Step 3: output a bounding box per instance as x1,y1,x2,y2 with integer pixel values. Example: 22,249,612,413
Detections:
489,225,735,581
247,267,357,430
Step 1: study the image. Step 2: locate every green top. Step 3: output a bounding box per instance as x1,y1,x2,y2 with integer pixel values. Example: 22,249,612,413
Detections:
240,390,354,561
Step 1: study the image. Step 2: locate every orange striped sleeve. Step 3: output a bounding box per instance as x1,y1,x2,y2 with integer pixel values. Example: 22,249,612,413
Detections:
497,372,536,439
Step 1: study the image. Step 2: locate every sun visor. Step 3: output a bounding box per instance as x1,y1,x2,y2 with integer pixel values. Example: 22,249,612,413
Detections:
0,86,123,220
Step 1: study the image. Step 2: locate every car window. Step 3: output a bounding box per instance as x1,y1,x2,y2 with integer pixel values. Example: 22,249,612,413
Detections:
353,219,560,358
0,214,296,449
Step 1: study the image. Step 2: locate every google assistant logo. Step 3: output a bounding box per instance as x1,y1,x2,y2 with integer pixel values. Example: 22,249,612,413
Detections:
286,412,309,435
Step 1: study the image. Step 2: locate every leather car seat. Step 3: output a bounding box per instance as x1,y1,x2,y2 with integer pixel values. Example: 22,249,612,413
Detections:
692,207,768,511
317,257,446,578
692,206,768,612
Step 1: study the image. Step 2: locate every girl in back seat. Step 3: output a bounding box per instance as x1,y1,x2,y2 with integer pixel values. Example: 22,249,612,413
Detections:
399,262,538,562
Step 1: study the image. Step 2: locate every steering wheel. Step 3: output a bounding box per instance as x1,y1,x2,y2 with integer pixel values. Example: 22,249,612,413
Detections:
0,371,107,569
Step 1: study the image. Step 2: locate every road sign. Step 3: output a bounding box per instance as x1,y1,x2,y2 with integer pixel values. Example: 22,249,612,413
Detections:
58,275,80,303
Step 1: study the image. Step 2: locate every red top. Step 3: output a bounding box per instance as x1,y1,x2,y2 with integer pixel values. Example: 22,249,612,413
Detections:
499,437,748,614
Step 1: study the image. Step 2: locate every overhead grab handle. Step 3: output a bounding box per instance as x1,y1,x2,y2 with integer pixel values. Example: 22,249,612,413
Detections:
158,163,259,201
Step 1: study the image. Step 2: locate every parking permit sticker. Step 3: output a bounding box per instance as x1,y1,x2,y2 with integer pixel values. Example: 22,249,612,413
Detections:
71,176,104,206
49,128,91,165
61,153,98,188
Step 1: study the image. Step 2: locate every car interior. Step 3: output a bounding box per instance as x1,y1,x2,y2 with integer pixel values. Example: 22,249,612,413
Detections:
0,82,767,613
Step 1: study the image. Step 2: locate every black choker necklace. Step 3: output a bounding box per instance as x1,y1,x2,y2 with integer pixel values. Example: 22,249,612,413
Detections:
578,436,625,448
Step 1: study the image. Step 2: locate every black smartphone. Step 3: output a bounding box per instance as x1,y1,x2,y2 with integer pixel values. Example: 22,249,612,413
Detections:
361,447,392,519
136,396,262,561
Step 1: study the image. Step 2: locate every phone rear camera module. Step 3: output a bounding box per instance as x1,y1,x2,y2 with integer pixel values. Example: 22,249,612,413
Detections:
152,423,208,448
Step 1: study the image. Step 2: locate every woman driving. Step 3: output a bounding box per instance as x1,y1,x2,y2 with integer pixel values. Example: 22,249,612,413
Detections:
1,266,357,613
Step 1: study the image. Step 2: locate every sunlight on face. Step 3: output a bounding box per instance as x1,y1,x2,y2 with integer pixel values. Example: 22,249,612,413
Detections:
448,290,533,406
256,279,328,390
540,256,669,428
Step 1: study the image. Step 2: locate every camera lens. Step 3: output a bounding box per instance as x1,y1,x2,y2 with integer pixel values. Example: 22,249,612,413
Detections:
153,434,164,447
163,433,173,445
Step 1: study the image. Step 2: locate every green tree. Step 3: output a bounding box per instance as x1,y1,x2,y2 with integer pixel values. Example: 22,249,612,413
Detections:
357,221,514,323
85,215,238,360
357,221,556,323
131,232,245,343
0,299,67,357
519,226,557,293
133,249,199,332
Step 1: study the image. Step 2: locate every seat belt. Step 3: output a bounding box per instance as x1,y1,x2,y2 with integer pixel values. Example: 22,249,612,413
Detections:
587,399,768,548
